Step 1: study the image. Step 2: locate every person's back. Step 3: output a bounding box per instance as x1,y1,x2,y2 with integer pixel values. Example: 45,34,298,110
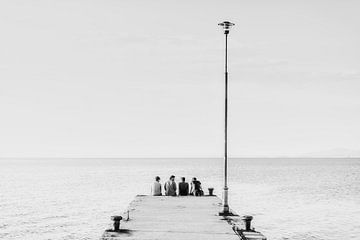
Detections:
194,180,201,191
191,177,203,196
178,177,189,196
151,176,162,196
164,175,177,196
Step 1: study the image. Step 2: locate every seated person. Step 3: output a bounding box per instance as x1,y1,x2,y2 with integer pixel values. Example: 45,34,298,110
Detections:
164,175,177,196
151,176,162,196
190,177,203,196
178,177,189,196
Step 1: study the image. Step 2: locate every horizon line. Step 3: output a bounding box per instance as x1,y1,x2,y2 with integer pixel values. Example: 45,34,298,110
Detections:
1,156,359,159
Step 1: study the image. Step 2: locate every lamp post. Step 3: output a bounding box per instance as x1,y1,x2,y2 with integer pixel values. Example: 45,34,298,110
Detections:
218,21,235,216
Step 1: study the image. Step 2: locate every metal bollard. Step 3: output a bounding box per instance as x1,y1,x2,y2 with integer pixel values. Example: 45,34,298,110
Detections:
242,215,253,231
111,216,123,231
208,188,214,196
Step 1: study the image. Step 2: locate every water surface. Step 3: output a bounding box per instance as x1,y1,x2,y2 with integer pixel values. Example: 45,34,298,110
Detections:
0,158,359,240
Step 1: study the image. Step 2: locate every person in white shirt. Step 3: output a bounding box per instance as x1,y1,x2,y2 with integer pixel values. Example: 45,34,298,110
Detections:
151,176,162,196
164,175,177,196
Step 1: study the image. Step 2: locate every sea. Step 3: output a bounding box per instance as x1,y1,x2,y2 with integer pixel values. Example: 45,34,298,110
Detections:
0,158,359,240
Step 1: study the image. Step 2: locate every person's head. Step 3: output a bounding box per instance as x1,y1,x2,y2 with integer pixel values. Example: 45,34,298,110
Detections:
170,175,175,181
155,176,160,182
192,177,197,182
181,177,185,182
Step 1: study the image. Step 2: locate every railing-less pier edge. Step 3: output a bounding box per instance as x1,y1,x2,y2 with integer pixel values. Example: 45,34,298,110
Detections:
101,195,266,240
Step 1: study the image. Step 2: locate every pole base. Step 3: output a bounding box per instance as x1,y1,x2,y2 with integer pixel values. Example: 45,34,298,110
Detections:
219,203,239,216
219,203,230,216
219,209,238,216
219,211,230,216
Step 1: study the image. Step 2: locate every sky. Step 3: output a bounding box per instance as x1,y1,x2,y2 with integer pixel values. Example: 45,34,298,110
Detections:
0,0,359,158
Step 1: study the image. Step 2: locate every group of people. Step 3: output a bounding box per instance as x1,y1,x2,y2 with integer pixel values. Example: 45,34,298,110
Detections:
151,175,204,196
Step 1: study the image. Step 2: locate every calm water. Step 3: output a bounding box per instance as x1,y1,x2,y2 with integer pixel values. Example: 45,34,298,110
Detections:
0,158,359,240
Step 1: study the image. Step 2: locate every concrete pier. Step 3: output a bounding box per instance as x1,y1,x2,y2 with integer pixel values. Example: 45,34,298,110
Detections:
101,195,266,240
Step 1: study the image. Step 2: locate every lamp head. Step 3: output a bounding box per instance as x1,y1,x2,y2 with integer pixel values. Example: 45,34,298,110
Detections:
218,21,235,34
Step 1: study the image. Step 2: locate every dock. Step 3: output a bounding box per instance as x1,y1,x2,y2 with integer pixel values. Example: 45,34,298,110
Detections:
101,195,266,240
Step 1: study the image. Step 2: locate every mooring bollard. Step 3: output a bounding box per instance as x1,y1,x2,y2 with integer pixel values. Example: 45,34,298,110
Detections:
111,216,122,231
208,188,214,196
242,215,253,231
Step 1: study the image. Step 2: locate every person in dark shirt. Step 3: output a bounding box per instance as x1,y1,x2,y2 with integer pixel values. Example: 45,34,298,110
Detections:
190,177,203,196
178,177,189,196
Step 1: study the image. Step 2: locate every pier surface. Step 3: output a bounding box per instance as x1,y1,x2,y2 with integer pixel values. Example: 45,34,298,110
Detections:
101,195,242,240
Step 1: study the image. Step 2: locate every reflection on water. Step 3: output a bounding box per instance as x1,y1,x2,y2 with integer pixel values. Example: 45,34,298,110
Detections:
0,158,359,240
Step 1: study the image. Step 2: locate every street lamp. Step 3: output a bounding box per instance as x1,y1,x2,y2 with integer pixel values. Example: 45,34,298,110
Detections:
218,21,235,216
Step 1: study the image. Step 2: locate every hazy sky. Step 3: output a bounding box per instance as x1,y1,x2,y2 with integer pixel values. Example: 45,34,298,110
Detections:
0,0,359,158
